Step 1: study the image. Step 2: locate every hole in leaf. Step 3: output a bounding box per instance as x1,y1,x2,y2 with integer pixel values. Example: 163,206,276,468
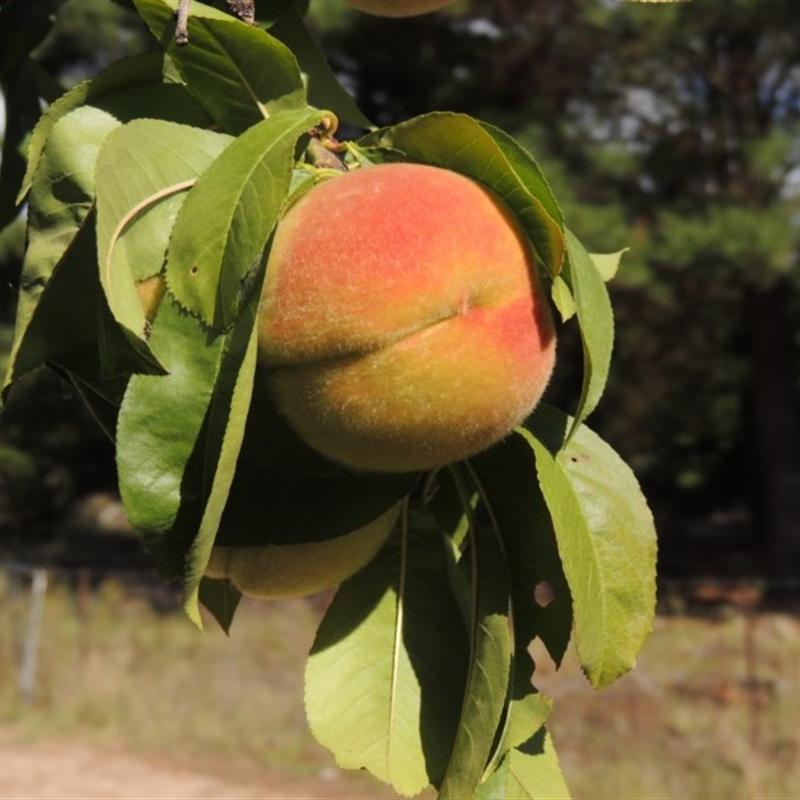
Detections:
190,266,199,276
534,580,556,608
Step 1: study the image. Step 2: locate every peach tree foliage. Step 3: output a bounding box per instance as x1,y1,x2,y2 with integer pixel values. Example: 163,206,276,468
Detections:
1,0,657,797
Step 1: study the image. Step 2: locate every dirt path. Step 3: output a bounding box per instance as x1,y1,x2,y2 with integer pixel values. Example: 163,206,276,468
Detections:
0,728,390,800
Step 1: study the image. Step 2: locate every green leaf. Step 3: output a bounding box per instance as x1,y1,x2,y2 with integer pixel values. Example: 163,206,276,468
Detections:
269,5,373,129
523,404,657,689
95,119,232,339
438,520,513,800
360,112,565,281
590,249,627,282
562,228,615,436
116,298,226,536
180,270,270,625
3,105,169,393
198,575,241,634
217,460,417,546
305,503,470,797
3,213,163,397
476,727,571,800
20,52,176,205
166,107,321,330
134,0,306,134
470,436,573,669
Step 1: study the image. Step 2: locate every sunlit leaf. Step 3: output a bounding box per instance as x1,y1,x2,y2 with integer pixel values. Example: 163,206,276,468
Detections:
523,404,657,688
562,229,615,436
116,298,225,536
134,0,306,133
305,505,470,797
96,119,232,339
590,249,627,282
476,727,571,800
166,107,321,330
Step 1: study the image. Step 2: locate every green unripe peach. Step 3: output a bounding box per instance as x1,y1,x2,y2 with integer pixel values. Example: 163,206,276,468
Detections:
257,162,556,473
206,503,400,600
345,0,456,17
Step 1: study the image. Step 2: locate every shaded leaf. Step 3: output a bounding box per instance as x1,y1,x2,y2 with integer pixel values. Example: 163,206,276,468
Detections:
438,518,512,800
198,575,241,634
166,108,320,329
305,504,470,797
524,404,657,688
182,275,264,626
217,458,418,546
3,213,163,397
269,4,373,129
470,435,573,668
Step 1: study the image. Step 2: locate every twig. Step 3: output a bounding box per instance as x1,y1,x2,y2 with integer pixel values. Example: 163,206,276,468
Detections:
175,0,191,45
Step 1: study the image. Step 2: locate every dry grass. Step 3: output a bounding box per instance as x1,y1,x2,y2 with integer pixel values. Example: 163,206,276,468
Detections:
1,570,799,799
536,611,800,799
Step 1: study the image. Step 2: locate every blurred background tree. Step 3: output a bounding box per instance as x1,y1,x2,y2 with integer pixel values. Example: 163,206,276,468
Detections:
1,0,799,588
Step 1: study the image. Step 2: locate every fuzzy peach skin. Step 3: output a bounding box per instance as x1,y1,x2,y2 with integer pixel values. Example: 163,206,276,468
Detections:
345,0,456,17
257,162,556,473
206,503,400,600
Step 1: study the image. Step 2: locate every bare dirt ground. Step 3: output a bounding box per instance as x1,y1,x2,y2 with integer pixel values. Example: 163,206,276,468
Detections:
0,727,392,800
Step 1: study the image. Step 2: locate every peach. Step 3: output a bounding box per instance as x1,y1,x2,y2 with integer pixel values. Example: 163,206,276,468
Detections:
206,503,400,599
257,162,556,473
344,0,456,17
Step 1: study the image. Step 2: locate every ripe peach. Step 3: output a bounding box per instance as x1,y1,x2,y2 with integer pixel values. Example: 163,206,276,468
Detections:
206,503,400,599
257,162,556,473
345,0,456,17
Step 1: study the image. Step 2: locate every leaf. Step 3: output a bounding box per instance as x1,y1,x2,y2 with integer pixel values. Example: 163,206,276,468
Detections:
198,575,241,634
470,435,573,669
590,249,627,282
562,228,615,436
166,108,320,330
476,727,571,800
438,521,513,800
3,212,163,397
269,4,373,129
360,112,565,281
523,404,657,689
181,272,266,626
20,52,175,205
305,504,470,797
134,0,306,134
95,119,232,338
217,460,418,546
3,105,164,393
116,298,226,536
